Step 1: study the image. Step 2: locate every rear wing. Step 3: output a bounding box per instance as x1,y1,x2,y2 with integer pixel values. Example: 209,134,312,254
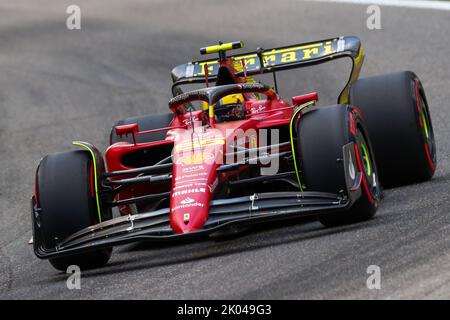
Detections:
171,36,364,103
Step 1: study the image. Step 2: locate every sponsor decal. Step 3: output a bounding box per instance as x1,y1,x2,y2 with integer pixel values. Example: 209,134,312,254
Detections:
179,172,207,180
182,165,204,173
173,182,208,191
172,187,206,198
173,183,193,191
172,201,205,212
250,105,266,114
190,39,339,77
180,197,195,205
175,178,208,186
183,213,190,222
175,175,208,182
183,117,199,126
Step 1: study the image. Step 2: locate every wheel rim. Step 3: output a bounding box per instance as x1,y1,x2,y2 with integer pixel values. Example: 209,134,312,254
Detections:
360,142,371,176
356,129,379,200
418,94,436,162
421,112,429,139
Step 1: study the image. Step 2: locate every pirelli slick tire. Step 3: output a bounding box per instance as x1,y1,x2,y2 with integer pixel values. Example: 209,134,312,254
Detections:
293,104,381,227
110,113,173,144
35,150,112,271
349,71,436,188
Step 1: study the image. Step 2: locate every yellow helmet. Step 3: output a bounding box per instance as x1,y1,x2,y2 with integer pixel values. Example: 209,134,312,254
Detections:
219,93,245,105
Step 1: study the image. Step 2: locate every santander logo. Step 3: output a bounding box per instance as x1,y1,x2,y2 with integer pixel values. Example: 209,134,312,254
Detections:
180,197,195,205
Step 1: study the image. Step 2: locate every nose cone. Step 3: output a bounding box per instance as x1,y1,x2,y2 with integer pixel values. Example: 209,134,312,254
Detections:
170,182,210,233
170,160,219,233
169,127,224,233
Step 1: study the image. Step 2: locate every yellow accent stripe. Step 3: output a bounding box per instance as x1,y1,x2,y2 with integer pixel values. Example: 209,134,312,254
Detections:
72,141,102,223
289,100,317,192
422,112,429,139
360,142,372,176
203,41,244,54
339,46,364,104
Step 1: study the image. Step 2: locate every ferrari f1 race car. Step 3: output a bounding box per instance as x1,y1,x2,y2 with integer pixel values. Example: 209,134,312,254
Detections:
31,36,436,271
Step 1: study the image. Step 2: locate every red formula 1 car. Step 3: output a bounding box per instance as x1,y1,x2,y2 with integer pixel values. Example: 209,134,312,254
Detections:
31,37,436,271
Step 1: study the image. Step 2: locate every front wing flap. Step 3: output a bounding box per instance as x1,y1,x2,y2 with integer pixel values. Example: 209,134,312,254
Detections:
32,191,350,259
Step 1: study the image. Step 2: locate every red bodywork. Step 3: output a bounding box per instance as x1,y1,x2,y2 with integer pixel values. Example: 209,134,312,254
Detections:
105,56,317,234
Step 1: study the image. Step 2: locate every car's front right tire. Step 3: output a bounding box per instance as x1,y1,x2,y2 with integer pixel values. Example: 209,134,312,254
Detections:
350,71,436,187
293,104,381,227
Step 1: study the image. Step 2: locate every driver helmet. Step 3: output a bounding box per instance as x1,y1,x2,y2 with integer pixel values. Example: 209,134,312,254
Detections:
215,93,246,122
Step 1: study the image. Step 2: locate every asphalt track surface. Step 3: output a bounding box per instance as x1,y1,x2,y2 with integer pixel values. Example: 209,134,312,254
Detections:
0,0,449,299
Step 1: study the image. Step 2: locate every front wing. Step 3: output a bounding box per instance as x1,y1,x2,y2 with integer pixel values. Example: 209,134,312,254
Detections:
32,191,352,259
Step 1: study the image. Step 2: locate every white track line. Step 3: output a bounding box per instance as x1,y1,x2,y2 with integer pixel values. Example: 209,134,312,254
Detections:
305,0,450,11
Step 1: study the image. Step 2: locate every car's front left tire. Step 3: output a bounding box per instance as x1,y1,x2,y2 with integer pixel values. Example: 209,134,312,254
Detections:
35,150,112,271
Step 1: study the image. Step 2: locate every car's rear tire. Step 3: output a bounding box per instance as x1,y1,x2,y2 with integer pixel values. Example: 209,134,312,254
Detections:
110,113,173,144
349,71,436,187
36,150,112,271
294,104,381,227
